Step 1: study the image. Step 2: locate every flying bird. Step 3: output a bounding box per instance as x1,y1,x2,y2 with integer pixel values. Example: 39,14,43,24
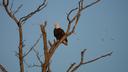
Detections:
54,23,68,46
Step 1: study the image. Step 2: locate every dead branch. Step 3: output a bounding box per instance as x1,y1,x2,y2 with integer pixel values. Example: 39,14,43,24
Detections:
3,0,19,26
67,0,100,35
28,64,41,68
33,48,43,64
80,49,87,63
48,40,53,47
83,52,112,65
83,0,101,10
67,49,112,72
18,27,24,72
24,59,41,68
13,4,23,15
10,0,14,9
19,0,47,23
40,21,50,72
23,34,42,58
24,47,42,69
0,64,7,72
66,0,82,33
67,63,76,72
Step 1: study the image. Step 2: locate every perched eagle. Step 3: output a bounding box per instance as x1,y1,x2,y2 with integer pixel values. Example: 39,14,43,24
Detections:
54,23,68,46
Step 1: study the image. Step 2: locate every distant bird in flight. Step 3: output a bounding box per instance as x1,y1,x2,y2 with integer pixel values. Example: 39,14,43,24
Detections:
54,23,68,46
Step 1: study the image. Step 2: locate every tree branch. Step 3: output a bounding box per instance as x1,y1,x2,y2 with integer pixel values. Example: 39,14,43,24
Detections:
83,0,101,10
40,21,50,72
48,40,53,48
28,64,41,68
10,0,14,9
67,63,76,72
24,59,41,68
23,34,42,58
19,0,47,23
66,0,100,34
0,64,7,72
68,49,112,72
83,52,112,65
3,0,20,26
80,49,87,63
13,4,23,15
33,48,43,64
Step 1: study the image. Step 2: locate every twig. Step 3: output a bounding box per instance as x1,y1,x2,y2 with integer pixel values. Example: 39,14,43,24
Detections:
10,0,14,9
80,49,87,63
23,34,42,58
24,60,41,68
67,63,76,72
48,40,53,47
28,64,41,68
66,7,78,22
83,0,101,10
13,4,23,15
33,48,42,64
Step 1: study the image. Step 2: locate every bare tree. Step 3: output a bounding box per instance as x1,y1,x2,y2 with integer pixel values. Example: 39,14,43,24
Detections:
39,0,112,72
3,0,47,72
2,0,112,72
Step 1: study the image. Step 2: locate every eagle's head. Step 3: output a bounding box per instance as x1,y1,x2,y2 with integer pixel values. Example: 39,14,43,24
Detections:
54,22,60,29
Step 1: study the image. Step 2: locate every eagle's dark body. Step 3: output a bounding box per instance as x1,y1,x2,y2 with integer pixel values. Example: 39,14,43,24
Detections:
54,28,68,45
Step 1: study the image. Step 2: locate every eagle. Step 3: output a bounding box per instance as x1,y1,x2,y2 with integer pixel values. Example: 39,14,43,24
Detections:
54,23,68,46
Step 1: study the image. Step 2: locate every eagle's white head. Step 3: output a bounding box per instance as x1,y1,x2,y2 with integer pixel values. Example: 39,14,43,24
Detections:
54,22,61,29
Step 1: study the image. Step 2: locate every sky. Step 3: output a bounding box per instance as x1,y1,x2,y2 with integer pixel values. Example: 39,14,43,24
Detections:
0,0,128,72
